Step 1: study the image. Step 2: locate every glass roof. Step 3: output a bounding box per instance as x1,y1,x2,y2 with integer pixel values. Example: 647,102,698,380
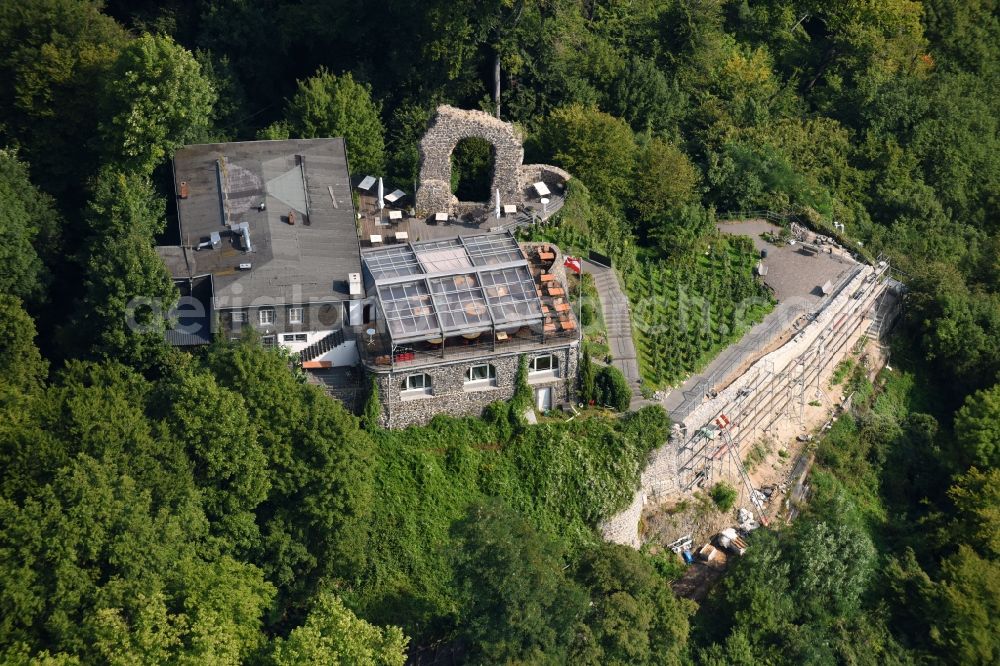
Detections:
364,245,421,280
378,281,438,340
428,273,491,333
361,232,546,343
481,266,544,326
462,233,524,266
416,243,472,273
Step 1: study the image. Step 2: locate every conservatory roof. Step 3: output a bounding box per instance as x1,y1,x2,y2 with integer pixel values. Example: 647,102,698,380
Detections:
361,232,544,343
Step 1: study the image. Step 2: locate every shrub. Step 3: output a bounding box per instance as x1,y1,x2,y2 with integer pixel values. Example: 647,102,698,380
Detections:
510,355,532,419
581,302,595,327
361,376,382,429
710,482,738,512
744,438,772,472
579,349,596,404
595,365,632,412
483,401,514,442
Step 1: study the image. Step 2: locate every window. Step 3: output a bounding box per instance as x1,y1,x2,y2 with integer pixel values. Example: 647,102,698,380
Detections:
231,310,246,323
283,333,308,342
262,335,277,347
465,364,496,387
529,354,559,374
401,373,432,398
288,306,303,324
259,308,275,325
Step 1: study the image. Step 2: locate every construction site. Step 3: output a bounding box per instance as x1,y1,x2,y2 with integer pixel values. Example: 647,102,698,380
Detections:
601,220,903,595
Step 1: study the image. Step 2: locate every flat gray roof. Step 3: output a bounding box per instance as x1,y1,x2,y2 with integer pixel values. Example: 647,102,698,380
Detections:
158,138,362,309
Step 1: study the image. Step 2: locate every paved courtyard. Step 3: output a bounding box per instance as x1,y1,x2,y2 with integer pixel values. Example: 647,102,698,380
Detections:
716,220,854,303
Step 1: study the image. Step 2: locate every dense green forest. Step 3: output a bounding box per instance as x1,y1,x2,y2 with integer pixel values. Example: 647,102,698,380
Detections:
1,0,998,663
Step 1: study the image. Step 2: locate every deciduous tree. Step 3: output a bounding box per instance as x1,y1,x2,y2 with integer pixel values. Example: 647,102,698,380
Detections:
286,68,386,176
540,104,636,209
954,383,1000,469
270,593,408,666
451,501,588,663
99,34,216,174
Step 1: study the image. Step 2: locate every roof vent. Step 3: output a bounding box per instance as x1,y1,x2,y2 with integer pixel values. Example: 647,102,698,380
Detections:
348,272,362,297
195,232,222,251
235,222,253,252
179,181,189,199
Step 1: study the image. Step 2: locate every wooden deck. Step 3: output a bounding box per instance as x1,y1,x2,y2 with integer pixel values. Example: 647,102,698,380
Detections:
353,189,566,248
355,191,520,247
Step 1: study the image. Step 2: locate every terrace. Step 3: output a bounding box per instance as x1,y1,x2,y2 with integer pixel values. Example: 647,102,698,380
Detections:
353,179,565,245
359,232,578,371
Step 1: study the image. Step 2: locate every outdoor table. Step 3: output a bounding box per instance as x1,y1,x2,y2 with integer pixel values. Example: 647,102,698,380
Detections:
547,286,564,296
434,212,448,222
539,274,556,282
554,302,570,313
369,234,382,245
388,210,403,220
464,302,487,317
395,231,409,242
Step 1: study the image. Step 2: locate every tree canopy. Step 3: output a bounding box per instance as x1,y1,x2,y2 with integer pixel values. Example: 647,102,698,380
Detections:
285,68,386,176
0,0,999,663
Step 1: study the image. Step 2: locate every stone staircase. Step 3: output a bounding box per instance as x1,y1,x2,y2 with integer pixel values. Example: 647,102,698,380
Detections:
298,329,347,362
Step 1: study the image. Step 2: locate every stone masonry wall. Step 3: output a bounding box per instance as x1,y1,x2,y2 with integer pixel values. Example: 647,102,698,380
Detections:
415,106,524,214
517,164,572,198
372,345,578,429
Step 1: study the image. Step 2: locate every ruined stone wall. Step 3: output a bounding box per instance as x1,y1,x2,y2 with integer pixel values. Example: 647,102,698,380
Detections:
517,164,572,199
415,106,524,214
372,344,577,429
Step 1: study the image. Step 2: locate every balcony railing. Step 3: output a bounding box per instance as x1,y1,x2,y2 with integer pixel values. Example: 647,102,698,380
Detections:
357,325,577,371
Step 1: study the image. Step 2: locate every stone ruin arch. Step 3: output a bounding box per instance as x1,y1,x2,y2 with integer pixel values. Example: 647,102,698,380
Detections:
415,105,524,215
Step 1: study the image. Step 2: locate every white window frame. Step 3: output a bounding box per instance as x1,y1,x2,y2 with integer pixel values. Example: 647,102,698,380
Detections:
465,363,497,388
401,373,432,399
529,354,558,375
231,310,246,323
259,308,275,325
282,333,308,342
288,306,303,324
261,335,277,347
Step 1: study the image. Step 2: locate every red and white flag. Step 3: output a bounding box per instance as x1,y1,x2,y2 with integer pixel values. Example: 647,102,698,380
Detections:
563,256,582,275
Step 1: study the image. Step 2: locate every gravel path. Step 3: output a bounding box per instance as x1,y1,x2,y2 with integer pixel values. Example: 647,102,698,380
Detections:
583,259,645,406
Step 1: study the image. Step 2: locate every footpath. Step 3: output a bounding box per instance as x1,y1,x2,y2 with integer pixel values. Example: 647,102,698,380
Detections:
582,259,645,408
